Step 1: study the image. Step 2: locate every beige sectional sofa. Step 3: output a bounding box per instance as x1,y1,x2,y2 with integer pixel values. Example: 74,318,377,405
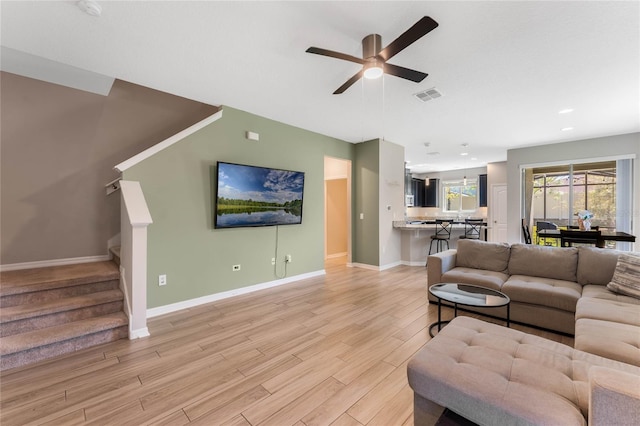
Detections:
408,316,640,426
426,239,640,365
408,240,640,425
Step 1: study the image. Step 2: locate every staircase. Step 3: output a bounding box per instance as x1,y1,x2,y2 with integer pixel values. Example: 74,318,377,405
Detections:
0,260,128,371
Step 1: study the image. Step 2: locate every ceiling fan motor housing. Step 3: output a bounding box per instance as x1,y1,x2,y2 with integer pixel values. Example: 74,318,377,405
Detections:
362,34,383,59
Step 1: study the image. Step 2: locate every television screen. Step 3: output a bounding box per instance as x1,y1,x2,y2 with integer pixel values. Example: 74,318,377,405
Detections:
214,162,305,229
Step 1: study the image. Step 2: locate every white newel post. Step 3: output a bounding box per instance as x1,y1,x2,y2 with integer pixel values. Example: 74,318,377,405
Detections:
120,180,153,339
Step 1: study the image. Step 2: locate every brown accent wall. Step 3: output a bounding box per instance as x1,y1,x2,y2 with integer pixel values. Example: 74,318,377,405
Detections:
326,179,348,256
0,72,218,264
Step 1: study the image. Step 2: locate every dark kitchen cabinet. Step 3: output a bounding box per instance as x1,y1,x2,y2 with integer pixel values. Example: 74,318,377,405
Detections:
478,174,488,207
411,178,425,207
411,178,439,207
424,178,439,207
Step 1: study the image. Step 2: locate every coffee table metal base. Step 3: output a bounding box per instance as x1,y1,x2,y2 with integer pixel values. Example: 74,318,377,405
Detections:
429,289,510,337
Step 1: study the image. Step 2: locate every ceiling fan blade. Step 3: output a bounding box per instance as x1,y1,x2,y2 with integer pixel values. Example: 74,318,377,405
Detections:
378,16,439,62
334,70,364,94
384,63,428,82
306,47,365,65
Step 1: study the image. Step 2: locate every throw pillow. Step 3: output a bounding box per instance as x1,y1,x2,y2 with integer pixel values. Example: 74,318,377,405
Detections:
607,253,640,299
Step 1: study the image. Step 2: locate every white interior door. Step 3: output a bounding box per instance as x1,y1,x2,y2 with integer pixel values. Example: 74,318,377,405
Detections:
490,184,508,242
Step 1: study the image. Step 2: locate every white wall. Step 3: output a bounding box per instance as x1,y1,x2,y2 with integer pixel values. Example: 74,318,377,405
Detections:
379,140,405,269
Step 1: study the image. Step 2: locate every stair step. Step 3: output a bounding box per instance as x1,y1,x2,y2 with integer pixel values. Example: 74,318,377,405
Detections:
1,289,124,337
0,312,128,356
0,261,119,296
0,260,129,371
0,312,128,370
0,261,119,307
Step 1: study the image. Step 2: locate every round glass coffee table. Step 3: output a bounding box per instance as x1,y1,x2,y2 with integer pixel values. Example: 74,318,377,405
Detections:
428,283,510,337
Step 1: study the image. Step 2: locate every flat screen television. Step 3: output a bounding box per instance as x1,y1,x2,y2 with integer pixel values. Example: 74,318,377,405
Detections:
214,161,305,229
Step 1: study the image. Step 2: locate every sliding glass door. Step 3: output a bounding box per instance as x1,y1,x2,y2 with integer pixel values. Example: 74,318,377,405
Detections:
523,158,633,249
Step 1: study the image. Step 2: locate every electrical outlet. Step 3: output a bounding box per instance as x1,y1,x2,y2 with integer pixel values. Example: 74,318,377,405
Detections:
232,264,241,271
285,254,292,263
271,258,276,265
158,274,167,286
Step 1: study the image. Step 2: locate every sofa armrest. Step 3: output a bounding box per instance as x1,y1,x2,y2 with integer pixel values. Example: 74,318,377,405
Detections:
589,366,640,425
427,249,457,285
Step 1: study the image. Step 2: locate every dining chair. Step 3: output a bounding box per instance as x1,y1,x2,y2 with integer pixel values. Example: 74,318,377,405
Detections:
560,229,601,247
521,219,532,244
536,221,558,245
427,220,452,263
459,218,483,240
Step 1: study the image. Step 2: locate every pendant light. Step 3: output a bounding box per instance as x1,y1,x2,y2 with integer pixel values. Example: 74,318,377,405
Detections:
461,144,469,186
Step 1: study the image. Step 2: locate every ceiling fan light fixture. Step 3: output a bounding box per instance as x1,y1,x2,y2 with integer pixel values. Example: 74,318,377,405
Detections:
363,60,384,79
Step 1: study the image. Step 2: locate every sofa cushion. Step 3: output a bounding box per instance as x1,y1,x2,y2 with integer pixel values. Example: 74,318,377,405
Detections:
576,247,621,285
455,239,510,273
607,253,640,299
581,284,640,305
575,318,640,367
407,317,640,426
508,244,578,282
575,297,640,327
502,275,582,312
441,267,509,291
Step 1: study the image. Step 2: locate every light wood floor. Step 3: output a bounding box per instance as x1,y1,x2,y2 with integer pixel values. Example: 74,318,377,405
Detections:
0,258,573,425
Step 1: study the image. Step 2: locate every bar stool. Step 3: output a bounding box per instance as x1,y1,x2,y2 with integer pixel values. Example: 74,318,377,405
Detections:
426,220,452,265
459,218,483,240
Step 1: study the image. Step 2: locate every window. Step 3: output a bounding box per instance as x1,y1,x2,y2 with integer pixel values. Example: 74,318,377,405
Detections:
524,158,633,251
531,161,617,228
442,179,477,213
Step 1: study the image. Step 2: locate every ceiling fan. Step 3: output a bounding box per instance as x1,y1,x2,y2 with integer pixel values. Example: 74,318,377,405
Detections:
306,16,439,94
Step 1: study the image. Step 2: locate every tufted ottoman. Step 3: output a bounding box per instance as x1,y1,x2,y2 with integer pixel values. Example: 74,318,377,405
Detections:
407,316,640,425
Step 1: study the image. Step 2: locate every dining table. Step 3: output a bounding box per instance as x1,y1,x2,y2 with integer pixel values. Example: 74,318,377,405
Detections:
536,229,636,248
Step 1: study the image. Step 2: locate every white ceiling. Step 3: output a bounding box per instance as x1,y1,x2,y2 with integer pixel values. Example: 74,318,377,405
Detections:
2,1,639,173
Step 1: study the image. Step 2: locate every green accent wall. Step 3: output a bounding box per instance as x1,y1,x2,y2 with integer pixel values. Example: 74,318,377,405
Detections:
123,106,353,308
353,139,380,266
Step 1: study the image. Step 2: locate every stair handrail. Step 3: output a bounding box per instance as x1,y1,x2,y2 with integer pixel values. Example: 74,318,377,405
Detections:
120,180,153,339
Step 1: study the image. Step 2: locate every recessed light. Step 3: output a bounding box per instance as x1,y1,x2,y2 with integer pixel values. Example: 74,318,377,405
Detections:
561,127,574,131
77,0,102,17
558,108,574,114
471,157,478,161
460,152,469,156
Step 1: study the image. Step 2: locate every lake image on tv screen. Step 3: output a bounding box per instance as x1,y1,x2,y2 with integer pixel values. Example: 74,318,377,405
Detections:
216,163,304,228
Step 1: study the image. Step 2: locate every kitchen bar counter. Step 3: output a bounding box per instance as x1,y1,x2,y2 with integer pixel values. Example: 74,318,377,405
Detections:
393,219,487,229
393,219,488,265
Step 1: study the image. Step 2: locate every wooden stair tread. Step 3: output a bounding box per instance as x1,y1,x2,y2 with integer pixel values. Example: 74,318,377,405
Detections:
0,312,128,356
0,289,124,323
0,261,119,297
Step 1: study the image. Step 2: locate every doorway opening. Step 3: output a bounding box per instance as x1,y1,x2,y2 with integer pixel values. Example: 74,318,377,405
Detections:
324,157,352,266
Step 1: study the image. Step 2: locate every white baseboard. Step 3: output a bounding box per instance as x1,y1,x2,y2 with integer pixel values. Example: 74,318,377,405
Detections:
129,327,150,339
326,252,347,259
379,261,403,271
147,269,326,318
107,234,121,250
401,260,428,267
349,262,380,271
349,261,404,271
0,254,112,272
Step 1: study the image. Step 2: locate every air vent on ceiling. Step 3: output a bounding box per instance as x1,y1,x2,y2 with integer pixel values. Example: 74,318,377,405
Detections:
414,87,443,102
